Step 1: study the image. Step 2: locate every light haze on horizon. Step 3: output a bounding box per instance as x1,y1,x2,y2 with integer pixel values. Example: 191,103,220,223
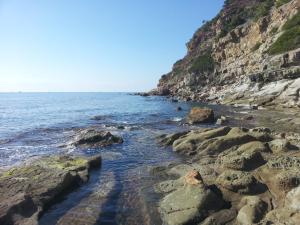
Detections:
0,0,224,92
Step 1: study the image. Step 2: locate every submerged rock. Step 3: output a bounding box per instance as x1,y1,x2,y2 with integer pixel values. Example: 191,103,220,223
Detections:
187,107,214,124
0,154,101,225
69,129,123,148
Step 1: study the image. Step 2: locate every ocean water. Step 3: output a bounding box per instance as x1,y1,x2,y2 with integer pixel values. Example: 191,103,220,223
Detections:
0,92,241,224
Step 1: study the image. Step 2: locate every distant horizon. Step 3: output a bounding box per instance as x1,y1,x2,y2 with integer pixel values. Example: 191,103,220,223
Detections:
0,0,224,92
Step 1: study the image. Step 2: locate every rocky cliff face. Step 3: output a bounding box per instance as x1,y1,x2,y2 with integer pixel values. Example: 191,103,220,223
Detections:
156,0,300,109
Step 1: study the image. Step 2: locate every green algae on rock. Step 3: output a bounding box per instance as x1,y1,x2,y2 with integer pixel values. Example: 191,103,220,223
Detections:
0,154,101,225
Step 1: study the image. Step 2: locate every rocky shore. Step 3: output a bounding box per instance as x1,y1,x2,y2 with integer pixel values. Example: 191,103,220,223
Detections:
154,122,300,224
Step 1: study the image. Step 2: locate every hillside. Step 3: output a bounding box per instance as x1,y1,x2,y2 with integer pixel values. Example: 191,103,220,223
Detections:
155,0,300,109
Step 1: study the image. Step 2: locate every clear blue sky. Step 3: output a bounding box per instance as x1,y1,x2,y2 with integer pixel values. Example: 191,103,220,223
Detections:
0,0,224,92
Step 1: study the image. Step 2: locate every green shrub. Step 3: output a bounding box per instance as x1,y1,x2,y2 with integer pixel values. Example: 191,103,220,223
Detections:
252,42,262,51
270,27,278,34
253,0,274,21
189,54,215,74
282,11,300,30
218,0,274,38
276,0,292,8
268,26,300,55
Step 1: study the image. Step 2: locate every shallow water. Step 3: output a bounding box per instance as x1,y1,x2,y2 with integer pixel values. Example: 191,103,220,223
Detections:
0,92,245,224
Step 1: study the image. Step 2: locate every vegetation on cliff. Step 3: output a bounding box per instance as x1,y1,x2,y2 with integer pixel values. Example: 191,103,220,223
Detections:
269,11,300,54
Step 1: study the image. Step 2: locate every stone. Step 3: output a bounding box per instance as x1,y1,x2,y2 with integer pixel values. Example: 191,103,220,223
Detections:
200,209,237,225
184,170,204,186
159,184,223,225
268,139,293,153
154,178,185,194
216,170,259,194
285,186,300,211
187,107,214,124
237,196,268,225
0,155,102,225
69,129,123,147
218,141,268,171
173,127,231,155
158,131,189,147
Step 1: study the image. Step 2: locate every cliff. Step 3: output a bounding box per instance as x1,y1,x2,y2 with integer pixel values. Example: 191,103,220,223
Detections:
155,0,300,109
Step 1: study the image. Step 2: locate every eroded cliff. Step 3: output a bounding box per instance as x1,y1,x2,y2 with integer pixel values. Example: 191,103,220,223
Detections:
156,0,300,109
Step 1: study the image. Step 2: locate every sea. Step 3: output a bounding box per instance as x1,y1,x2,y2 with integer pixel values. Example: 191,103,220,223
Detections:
0,92,243,224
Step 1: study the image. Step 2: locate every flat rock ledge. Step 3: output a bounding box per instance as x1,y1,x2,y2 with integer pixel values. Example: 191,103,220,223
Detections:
0,154,101,225
155,126,300,225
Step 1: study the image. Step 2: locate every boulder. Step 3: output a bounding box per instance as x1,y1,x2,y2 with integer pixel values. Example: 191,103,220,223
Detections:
0,155,102,225
285,186,300,211
159,184,223,225
268,139,293,153
158,131,189,147
173,127,231,154
237,196,268,225
187,107,214,124
200,209,237,225
69,129,123,147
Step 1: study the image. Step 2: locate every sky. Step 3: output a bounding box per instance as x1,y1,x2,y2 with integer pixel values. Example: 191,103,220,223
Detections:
0,0,224,92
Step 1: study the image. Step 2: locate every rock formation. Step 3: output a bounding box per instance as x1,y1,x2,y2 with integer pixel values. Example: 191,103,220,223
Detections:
155,126,300,224
0,155,101,225
154,0,300,109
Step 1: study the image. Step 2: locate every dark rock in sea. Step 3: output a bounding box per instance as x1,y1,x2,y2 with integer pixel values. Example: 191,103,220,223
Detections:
0,154,101,225
91,115,112,121
134,92,150,97
176,106,182,111
69,129,123,148
187,107,214,124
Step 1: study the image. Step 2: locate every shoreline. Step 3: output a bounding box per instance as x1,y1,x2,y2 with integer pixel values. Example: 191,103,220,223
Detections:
1,97,300,224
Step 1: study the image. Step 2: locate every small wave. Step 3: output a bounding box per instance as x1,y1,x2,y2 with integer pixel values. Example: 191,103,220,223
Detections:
171,117,183,122
101,152,123,160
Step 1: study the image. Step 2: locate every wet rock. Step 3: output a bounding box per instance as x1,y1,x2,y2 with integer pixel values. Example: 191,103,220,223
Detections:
237,196,268,225
57,172,116,225
187,107,214,124
158,131,189,147
159,183,223,225
69,129,123,148
0,155,102,225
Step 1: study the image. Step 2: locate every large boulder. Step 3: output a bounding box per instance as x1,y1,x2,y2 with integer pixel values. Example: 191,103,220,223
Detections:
237,196,268,225
187,107,214,124
69,129,123,148
159,183,223,225
0,155,101,225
